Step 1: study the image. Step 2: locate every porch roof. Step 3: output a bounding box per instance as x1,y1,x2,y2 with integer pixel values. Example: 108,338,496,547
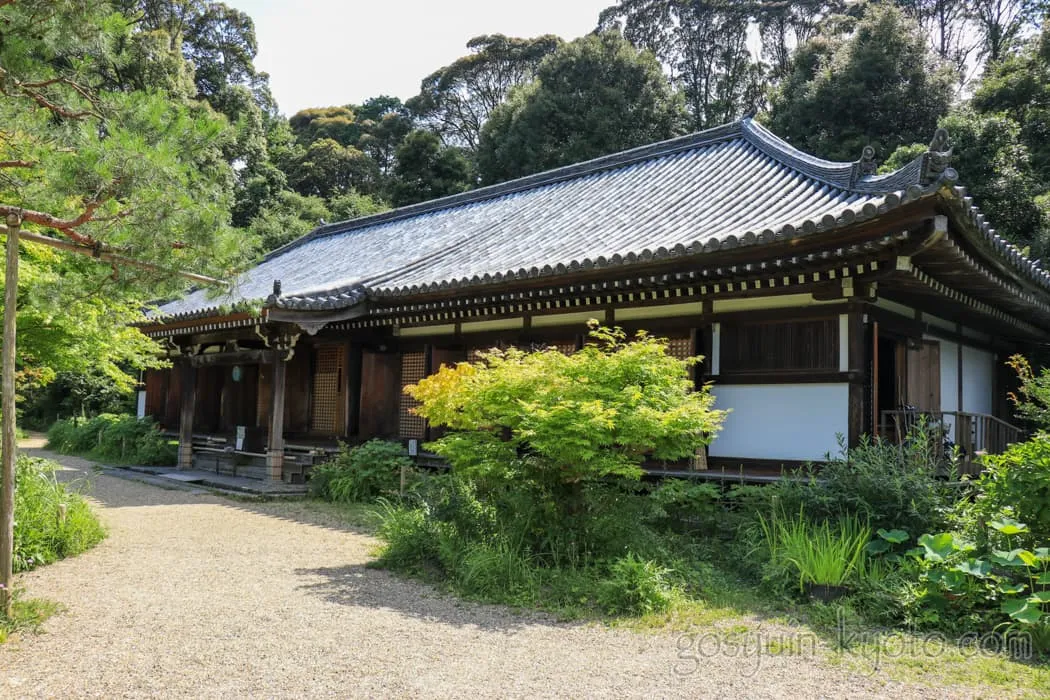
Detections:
154,119,1047,322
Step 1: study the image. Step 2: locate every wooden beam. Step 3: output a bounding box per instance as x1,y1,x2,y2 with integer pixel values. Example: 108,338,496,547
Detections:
188,349,273,367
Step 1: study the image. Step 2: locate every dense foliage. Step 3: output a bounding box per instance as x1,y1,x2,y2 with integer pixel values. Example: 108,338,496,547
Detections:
477,31,686,183
766,4,957,162
1,0,243,423
13,455,106,573
773,431,955,536
47,414,177,466
309,440,413,503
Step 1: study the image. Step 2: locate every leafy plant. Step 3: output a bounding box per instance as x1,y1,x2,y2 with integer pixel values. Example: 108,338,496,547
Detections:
969,436,1050,549
1006,354,1050,431
405,323,726,555
598,553,674,616
648,479,722,533
880,515,1050,651
308,440,413,503
773,430,956,536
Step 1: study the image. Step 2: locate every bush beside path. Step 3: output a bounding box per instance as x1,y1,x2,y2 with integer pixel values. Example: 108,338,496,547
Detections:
0,439,1010,698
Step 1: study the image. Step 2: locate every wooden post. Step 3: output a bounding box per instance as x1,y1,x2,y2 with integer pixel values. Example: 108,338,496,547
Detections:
267,349,287,482
0,212,20,616
872,321,880,437
177,361,196,471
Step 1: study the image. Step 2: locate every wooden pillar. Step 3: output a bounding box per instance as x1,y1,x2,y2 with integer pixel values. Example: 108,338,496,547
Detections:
847,311,866,447
177,361,196,471
267,349,287,482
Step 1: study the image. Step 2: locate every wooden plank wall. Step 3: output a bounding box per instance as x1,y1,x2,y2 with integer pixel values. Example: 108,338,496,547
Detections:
359,350,400,439
194,366,223,433
283,349,311,434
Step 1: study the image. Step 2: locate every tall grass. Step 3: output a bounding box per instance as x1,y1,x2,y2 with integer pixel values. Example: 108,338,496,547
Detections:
47,414,176,465
759,507,870,592
14,456,106,572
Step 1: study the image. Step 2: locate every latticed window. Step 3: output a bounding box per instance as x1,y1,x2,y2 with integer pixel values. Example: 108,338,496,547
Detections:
399,351,427,439
664,336,693,362
310,345,343,435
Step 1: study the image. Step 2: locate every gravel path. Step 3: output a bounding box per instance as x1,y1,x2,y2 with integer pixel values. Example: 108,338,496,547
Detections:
0,441,998,698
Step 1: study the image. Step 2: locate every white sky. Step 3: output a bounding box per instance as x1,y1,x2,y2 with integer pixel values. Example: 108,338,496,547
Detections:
225,0,612,116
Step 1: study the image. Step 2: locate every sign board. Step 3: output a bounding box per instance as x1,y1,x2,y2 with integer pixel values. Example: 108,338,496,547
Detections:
407,438,418,457
235,425,246,451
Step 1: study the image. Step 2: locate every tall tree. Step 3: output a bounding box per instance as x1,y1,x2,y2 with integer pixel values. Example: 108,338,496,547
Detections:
971,21,1050,183
287,138,380,199
407,34,562,151
766,3,956,162
755,1,843,80
599,0,765,129
897,0,978,78
247,189,385,253
477,31,686,184
0,0,239,609
389,130,473,207
118,0,273,113
968,0,1043,64
353,96,415,176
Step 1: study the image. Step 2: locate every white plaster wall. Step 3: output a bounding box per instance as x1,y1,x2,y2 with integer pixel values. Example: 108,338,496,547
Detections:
962,346,995,415
708,384,849,461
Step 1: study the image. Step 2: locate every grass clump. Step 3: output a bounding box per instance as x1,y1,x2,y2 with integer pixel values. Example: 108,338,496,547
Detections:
0,590,62,643
759,508,870,592
14,455,106,572
47,414,176,465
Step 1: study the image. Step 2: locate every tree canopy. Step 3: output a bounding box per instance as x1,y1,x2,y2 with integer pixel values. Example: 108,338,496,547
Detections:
1,0,241,389
477,31,686,184
407,34,562,152
766,3,957,162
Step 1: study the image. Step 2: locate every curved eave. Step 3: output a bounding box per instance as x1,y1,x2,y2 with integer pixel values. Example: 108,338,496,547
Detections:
937,185,1050,298
139,309,267,337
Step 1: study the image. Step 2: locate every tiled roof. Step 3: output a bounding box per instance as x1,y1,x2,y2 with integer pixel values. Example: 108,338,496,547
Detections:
154,119,1041,320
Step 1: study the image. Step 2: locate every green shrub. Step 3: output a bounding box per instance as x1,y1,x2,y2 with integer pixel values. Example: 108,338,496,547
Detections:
772,431,956,536
309,439,413,502
969,436,1050,549
46,414,176,465
598,553,675,615
648,479,722,533
459,539,537,599
377,326,728,618
13,456,106,572
374,499,444,576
